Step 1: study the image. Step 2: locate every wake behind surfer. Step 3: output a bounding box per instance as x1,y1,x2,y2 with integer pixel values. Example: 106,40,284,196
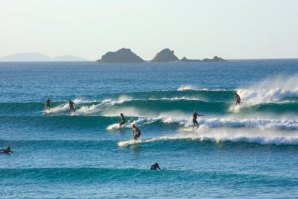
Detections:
0,146,13,154
132,124,141,140
193,111,202,129
235,91,241,105
45,98,51,110
119,113,126,129
69,100,75,112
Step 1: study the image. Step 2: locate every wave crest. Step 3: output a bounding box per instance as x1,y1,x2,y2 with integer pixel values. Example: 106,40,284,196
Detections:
238,74,298,104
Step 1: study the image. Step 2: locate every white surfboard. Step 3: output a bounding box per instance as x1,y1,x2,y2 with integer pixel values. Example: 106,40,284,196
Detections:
229,104,240,113
179,126,200,133
117,139,143,147
107,123,121,130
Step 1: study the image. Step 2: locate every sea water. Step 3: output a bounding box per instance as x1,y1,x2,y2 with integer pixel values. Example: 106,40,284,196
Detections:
0,60,298,198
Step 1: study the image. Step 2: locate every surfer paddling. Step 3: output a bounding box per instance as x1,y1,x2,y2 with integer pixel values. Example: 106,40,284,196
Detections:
150,163,161,170
0,146,13,154
193,111,203,129
45,98,51,110
132,124,141,140
234,91,241,105
69,100,75,113
119,113,126,129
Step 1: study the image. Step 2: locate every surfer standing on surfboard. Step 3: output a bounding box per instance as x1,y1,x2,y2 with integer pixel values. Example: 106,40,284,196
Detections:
69,100,75,113
132,124,141,140
45,98,51,110
193,111,202,129
235,91,241,105
119,113,126,129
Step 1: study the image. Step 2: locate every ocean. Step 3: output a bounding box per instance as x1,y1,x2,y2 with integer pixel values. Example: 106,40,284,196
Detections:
0,60,298,198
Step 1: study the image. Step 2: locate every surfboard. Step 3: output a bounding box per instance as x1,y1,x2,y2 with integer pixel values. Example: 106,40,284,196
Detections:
229,104,240,113
43,109,50,114
0,151,12,154
179,126,200,132
118,139,143,147
107,123,121,131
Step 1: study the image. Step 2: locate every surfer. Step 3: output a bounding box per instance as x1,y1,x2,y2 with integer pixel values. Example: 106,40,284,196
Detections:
0,146,13,154
235,91,241,105
119,113,126,129
193,111,202,129
69,100,75,112
150,163,161,170
132,124,141,140
45,98,51,110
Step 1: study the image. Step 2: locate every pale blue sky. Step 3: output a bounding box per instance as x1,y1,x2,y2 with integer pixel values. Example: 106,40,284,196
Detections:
1,0,298,60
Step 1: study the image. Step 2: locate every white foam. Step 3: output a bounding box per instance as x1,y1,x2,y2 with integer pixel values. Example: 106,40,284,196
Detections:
187,117,298,130
104,108,298,131
104,95,133,105
75,104,98,115
44,103,69,114
177,85,199,91
138,127,298,145
238,74,298,104
158,96,207,102
194,127,298,145
107,123,132,131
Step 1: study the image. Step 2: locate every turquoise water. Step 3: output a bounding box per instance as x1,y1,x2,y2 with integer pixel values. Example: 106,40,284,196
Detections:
0,60,298,198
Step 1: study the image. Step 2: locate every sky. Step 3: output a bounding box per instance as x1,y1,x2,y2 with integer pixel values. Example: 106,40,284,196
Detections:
1,0,298,60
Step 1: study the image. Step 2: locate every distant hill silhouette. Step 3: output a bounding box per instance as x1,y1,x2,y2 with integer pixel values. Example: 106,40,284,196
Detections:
97,48,144,63
0,52,87,62
52,55,87,61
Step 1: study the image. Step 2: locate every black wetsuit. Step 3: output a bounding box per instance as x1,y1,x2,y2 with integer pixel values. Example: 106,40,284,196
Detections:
193,112,199,127
69,101,75,112
120,114,125,126
235,94,241,105
0,147,12,154
45,99,51,110
150,163,161,170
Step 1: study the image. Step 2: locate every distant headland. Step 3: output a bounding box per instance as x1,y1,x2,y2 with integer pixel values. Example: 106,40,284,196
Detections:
97,48,226,63
0,52,87,62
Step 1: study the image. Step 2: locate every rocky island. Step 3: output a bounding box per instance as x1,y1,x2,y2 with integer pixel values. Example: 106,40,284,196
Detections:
97,48,144,63
96,48,226,63
180,57,201,62
151,48,179,62
180,56,226,62
202,56,226,62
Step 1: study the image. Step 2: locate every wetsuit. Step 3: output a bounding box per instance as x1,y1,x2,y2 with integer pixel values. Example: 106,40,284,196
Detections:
150,163,161,170
133,127,141,140
193,112,199,128
120,114,125,126
45,99,51,110
69,101,75,112
235,94,241,105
